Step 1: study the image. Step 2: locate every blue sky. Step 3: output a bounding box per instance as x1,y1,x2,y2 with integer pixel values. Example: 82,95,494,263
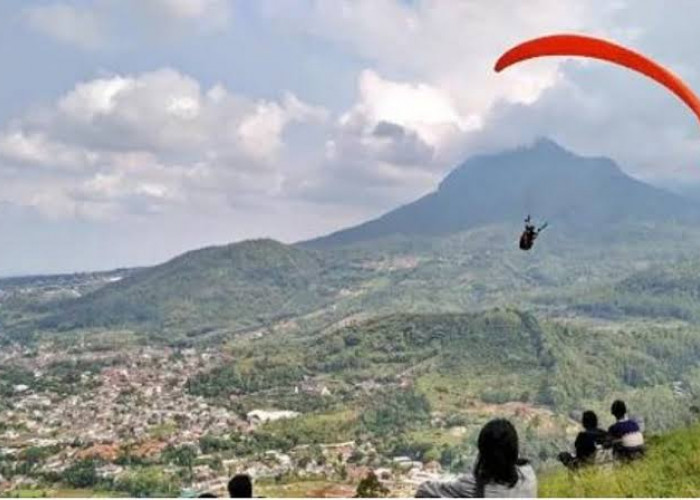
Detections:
1,0,700,275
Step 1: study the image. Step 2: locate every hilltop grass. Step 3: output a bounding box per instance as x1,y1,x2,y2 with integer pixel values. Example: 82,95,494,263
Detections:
540,423,700,497
2,489,126,498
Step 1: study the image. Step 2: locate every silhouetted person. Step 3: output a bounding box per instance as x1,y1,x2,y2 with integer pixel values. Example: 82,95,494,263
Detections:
608,400,645,460
416,419,536,497
519,215,547,251
558,410,609,469
228,474,253,498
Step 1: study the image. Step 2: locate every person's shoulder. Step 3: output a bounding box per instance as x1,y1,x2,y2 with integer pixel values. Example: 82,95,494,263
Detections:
515,462,538,496
519,462,536,472
574,430,588,443
610,419,640,435
620,419,640,432
517,461,537,481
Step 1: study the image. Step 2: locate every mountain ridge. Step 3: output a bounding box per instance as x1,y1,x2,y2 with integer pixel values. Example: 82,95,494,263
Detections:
13,139,700,341
304,138,700,247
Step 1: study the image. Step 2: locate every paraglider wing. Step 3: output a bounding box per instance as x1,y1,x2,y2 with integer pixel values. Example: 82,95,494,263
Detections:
494,34,700,127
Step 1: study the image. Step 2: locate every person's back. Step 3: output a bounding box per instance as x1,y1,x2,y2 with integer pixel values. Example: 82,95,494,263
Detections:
416,461,536,498
519,227,536,250
575,427,608,461
608,400,644,460
559,411,609,469
416,419,536,498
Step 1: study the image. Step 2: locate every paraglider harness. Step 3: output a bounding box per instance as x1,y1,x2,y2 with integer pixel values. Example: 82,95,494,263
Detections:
519,216,548,251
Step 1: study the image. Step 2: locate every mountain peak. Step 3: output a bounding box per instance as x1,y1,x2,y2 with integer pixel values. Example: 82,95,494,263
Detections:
304,141,700,247
530,137,570,154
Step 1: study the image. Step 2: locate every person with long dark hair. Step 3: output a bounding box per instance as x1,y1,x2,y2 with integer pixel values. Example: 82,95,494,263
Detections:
415,419,536,497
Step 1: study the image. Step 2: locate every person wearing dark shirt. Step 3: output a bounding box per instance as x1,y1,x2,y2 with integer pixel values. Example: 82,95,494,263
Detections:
558,410,608,469
608,400,645,460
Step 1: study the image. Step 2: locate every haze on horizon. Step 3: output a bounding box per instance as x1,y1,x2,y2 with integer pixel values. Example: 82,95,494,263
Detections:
2,0,700,276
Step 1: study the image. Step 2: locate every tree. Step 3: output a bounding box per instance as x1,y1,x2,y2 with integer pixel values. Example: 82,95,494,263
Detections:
355,472,389,498
63,459,98,489
423,447,440,464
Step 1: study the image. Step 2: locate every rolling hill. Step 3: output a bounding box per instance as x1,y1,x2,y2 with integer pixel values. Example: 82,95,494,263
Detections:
33,239,356,335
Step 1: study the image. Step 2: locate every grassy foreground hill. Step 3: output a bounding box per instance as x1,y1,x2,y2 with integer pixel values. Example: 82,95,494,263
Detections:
540,422,700,497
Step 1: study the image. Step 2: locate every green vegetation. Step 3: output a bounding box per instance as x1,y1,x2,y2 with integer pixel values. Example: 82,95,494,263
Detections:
355,471,389,498
32,239,368,337
572,260,700,323
112,467,179,498
62,460,99,489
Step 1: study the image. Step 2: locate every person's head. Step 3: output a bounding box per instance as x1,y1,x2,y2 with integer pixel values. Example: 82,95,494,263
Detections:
611,400,627,420
474,419,520,488
581,410,598,430
228,474,252,498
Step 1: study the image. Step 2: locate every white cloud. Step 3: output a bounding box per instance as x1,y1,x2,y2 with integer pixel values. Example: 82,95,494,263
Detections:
23,0,234,50
0,131,96,171
57,76,134,121
345,70,476,148
274,0,700,188
24,3,106,50
0,69,328,220
252,0,631,207
263,0,620,115
144,0,232,28
238,93,327,164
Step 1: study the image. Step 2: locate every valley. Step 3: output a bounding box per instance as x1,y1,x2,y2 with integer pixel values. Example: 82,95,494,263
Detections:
4,142,700,496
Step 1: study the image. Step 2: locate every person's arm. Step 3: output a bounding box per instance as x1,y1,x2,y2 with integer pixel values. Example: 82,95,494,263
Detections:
415,476,476,498
574,433,587,459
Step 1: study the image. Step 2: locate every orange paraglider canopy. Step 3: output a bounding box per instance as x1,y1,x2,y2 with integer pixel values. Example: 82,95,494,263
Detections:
494,34,700,127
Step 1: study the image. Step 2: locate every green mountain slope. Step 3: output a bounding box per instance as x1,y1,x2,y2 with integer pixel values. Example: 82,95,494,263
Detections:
572,259,700,322
540,423,700,497
189,309,700,435
35,239,355,335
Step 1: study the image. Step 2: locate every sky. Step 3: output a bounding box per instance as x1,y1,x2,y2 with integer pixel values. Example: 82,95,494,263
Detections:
2,0,700,276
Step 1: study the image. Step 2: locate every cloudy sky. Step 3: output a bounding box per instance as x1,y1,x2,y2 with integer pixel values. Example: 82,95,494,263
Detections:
2,0,700,275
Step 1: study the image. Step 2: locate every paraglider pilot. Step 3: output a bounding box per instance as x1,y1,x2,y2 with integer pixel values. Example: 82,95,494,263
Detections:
519,215,547,251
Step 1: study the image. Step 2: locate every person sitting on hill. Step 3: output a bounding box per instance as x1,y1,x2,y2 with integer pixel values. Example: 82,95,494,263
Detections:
558,410,610,469
608,400,645,460
415,419,536,497
228,474,253,498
